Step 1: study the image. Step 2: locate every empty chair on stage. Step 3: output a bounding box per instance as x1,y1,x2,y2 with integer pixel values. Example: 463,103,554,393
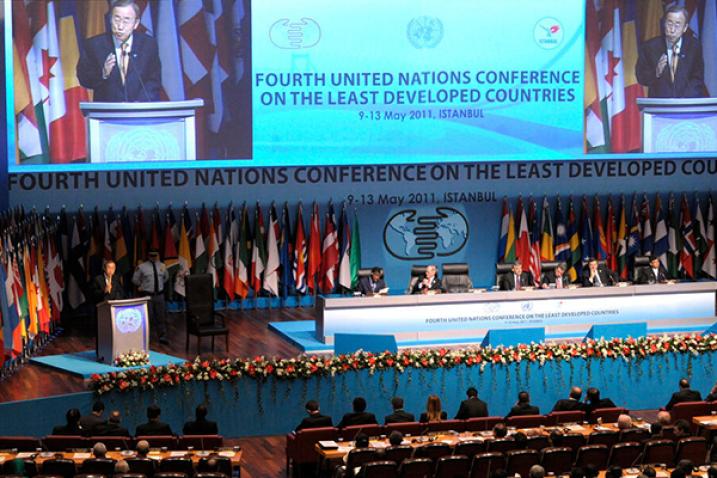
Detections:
441,263,473,293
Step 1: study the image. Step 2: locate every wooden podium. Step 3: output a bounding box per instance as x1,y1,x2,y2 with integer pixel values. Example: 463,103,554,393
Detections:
79,100,204,163
637,97,717,153
96,298,150,365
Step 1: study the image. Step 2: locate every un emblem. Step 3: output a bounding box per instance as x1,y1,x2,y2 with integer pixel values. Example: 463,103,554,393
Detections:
116,307,143,334
407,16,444,49
383,206,469,260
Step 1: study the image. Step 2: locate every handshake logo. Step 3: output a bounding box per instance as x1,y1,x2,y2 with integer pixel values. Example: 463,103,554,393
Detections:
383,206,469,261
269,18,322,49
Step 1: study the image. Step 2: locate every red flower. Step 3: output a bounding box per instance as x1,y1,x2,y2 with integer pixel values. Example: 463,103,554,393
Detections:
91,374,101,381
209,370,218,379
119,380,129,390
386,358,394,366
439,348,447,357
454,356,462,364
420,359,428,367
230,369,238,377
286,365,295,374
663,342,671,350
265,364,274,374
163,373,172,382
201,360,210,369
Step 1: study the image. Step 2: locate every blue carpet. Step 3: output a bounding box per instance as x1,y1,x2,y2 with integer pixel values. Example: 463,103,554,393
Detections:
30,350,186,379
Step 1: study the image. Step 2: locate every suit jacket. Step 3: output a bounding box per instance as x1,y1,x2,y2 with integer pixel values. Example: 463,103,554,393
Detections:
585,398,616,415
412,275,443,294
51,424,83,436
541,270,571,288
506,402,540,418
454,397,489,420
384,410,416,424
636,266,668,285
182,419,219,435
358,276,386,295
337,411,378,429
91,274,125,303
636,34,705,98
581,267,618,287
552,398,584,412
665,389,703,410
295,413,333,431
79,415,107,436
499,272,534,291
706,392,717,402
77,32,161,102
93,422,130,437
135,420,173,437
419,411,447,423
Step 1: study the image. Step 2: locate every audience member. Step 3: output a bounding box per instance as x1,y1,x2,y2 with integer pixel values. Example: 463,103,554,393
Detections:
384,397,415,424
295,400,333,431
707,381,717,402
552,386,584,412
584,464,599,478
419,395,447,423
135,404,173,436
549,430,564,447
493,422,508,438
506,391,540,417
388,430,404,447
183,404,219,435
455,387,489,419
617,414,633,430
529,465,546,478
650,422,663,438
337,397,378,428
666,378,702,410
606,466,623,478
135,440,150,458
354,433,369,448
676,460,694,476
673,419,692,438
52,408,82,436
512,431,528,449
79,401,107,436
115,460,130,474
671,469,686,478
92,442,108,458
656,410,672,425
585,388,616,415
642,466,657,478
93,410,130,436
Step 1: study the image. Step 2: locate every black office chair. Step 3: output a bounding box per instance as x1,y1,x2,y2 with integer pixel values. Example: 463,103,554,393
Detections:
632,255,651,283
441,263,473,293
495,263,514,288
406,265,428,293
185,274,229,354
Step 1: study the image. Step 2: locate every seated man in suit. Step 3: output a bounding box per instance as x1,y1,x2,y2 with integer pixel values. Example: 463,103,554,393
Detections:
80,401,107,437
541,262,571,289
91,260,125,304
337,396,378,428
295,400,333,431
552,386,585,412
581,258,618,287
357,267,386,296
665,378,703,410
384,396,415,424
499,260,534,291
94,410,130,436
584,387,616,415
135,404,173,436
412,264,443,294
636,256,669,285
455,387,489,419
183,404,219,435
506,391,540,417
52,408,82,436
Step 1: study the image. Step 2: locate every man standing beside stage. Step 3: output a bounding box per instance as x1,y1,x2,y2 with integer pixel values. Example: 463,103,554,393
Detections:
132,248,169,344
636,6,705,98
77,0,161,102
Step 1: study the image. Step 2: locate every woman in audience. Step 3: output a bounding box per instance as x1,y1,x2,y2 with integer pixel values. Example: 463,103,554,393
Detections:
419,394,447,423
52,408,82,435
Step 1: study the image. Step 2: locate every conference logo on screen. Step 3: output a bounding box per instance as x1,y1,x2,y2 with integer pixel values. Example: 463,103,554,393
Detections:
407,16,444,49
115,307,144,334
533,17,564,50
383,206,468,260
269,18,321,49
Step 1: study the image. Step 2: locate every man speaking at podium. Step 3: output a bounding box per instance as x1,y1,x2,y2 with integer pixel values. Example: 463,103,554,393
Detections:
636,6,705,98
77,0,161,102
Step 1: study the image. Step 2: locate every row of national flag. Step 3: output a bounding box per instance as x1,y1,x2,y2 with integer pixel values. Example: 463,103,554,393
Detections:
498,192,716,284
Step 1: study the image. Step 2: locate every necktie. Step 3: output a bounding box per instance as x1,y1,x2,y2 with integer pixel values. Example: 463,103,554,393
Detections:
152,262,159,294
121,42,129,84
671,43,679,82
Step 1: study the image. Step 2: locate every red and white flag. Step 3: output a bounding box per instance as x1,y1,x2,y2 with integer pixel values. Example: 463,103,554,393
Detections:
320,204,339,293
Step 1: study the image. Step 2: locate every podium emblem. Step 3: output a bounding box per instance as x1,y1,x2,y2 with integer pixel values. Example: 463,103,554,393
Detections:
116,307,143,334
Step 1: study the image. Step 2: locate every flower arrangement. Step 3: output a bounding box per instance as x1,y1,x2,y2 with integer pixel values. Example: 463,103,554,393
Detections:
113,350,150,368
90,333,717,394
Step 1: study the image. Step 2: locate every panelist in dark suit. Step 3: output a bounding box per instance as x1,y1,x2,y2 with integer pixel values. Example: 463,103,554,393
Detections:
499,260,534,291
552,386,585,412
358,267,386,296
384,397,415,424
636,6,705,98
91,260,125,303
506,391,540,418
581,258,618,287
183,404,219,435
541,262,571,289
665,378,703,410
636,256,669,285
295,400,333,431
455,387,489,419
135,404,173,436
412,264,443,294
337,397,378,428
77,0,161,102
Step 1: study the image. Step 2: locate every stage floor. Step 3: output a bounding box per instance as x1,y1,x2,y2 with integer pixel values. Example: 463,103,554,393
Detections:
30,350,186,379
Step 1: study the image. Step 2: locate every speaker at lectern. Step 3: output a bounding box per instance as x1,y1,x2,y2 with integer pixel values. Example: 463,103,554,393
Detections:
97,298,150,364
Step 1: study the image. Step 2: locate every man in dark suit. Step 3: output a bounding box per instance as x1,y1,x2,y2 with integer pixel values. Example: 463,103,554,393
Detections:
94,410,130,436
135,404,173,436
76,0,161,102
636,6,705,98
384,396,415,424
552,386,585,412
183,404,219,435
357,267,387,296
337,397,378,428
455,387,489,419
666,378,703,410
52,408,82,436
79,401,107,436
636,256,669,285
412,264,443,294
541,262,571,289
91,260,125,303
295,400,333,431
585,387,616,416
582,258,618,287
506,391,540,418
499,260,534,291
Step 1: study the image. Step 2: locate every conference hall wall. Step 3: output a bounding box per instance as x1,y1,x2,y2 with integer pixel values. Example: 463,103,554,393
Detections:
3,1,717,288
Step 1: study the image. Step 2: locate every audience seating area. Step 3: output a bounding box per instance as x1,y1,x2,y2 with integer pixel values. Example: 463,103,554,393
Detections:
0,436,224,452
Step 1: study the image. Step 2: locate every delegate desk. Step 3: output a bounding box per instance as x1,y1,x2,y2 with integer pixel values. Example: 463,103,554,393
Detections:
317,283,717,345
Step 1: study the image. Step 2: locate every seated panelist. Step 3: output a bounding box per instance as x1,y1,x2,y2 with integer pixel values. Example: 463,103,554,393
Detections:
581,258,618,287
412,264,443,294
357,267,387,295
541,262,571,289
499,260,534,291
636,255,669,284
